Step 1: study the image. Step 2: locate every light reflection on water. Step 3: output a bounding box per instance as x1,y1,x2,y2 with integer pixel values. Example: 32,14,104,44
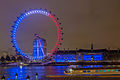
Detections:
0,66,68,80
0,65,119,80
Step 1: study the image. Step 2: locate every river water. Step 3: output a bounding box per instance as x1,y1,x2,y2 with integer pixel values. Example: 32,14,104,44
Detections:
0,66,68,80
0,65,120,80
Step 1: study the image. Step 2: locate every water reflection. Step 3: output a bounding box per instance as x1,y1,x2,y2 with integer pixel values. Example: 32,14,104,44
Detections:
0,65,120,80
0,66,68,80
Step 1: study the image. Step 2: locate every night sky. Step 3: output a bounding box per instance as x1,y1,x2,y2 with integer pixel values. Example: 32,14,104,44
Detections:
0,0,120,55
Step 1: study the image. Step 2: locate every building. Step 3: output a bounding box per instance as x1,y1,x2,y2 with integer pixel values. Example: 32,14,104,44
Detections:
33,34,47,60
53,50,77,62
52,44,120,62
53,49,104,62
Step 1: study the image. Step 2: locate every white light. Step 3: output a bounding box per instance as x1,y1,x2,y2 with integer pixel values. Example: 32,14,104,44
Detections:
25,13,28,16
20,17,23,20
18,19,21,22
69,69,73,73
20,62,23,65
33,11,35,13
30,12,32,14
31,11,34,14
28,12,30,15
20,65,22,69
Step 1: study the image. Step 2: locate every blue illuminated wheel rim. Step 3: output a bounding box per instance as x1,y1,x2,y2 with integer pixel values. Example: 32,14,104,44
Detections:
11,9,63,59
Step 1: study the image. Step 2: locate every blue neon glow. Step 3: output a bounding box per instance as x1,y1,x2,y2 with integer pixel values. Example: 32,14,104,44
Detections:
11,9,50,59
83,54,102,61
33,38,44,60
78,53,81,61
99,70,102,72
103,70,106,72
82,65,102,68
53,56,56,61
55,54,76,62
115,69,117,72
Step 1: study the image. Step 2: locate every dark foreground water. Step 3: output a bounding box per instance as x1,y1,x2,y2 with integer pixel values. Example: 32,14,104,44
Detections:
0,65,120,80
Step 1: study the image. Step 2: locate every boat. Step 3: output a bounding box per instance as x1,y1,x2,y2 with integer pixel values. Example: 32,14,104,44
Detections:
64,67,120,75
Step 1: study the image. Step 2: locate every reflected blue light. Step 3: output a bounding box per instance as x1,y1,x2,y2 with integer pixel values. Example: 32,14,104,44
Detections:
7,66,26,80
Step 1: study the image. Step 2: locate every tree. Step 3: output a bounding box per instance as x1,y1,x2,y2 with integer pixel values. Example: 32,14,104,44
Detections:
6,55,11,61
1,56,5,62
11,56,16,62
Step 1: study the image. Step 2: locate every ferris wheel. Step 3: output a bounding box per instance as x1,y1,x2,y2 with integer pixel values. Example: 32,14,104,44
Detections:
11,8,63,59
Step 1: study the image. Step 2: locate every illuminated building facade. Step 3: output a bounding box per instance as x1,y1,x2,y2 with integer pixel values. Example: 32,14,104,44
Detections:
53,49,104,62
53,53,77,62
33,35,47,60
83,54,102,61
53,44,104,62
53,48,120,62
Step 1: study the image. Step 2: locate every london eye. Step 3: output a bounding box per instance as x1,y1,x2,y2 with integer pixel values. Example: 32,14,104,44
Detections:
11,8,63,59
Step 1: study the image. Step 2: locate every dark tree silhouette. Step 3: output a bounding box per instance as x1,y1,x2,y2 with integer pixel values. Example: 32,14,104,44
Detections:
6,55,11,61
11,56,16,62
1,56,5,62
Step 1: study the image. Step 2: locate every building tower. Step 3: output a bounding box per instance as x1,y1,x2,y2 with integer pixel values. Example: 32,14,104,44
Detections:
33,34,47,61
91,43,94,50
